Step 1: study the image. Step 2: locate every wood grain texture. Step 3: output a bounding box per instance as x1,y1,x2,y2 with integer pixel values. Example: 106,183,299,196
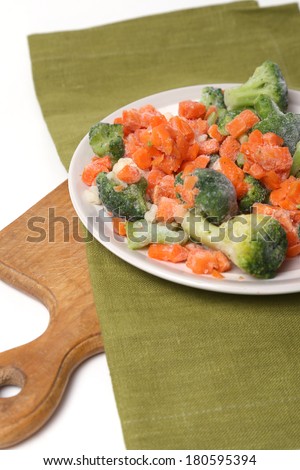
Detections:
0,181,104,448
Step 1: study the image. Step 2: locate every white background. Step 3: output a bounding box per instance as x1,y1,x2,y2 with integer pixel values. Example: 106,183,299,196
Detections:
0,0,299,453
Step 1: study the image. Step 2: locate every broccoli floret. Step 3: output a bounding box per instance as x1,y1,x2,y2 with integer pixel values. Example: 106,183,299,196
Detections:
182,211,287,279
89,122,125,164
192,169,238,225
96,172,147,220
254,96,300,155
224,60,288,113
239,175,268,213
126,220,188,250
200,86,226,109
291,141,300,177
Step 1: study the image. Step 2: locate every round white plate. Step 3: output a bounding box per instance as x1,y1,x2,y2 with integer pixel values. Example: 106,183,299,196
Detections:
68,84,300,295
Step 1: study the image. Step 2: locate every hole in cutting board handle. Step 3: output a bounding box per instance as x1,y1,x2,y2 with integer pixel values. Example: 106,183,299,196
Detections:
0,367,25,398
0,385,22,398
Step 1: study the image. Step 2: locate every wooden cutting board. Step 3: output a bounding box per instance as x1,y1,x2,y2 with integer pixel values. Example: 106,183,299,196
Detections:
0,181,104,448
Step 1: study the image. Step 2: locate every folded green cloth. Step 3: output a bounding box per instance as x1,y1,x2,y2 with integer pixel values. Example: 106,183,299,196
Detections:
29,2,300,450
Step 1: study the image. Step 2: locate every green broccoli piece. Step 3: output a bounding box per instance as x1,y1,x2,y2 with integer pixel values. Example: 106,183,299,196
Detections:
126,220,188,250
89,122,125,164
192,169,238,225
96,172,147,220
290,141,300,177
200,86,226,109
182,211,287,279
239,175,268,213
224,60,288,113
254,96,300,155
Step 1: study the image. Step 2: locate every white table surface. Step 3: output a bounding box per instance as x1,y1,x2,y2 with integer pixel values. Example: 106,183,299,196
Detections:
0,0,298,452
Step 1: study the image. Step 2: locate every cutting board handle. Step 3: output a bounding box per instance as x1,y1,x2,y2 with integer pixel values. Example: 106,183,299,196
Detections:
0,181,104,448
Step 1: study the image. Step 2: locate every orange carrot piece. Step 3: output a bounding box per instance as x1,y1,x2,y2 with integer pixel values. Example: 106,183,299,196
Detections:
218,156,248,198
82,157,111,186
198,138,220,155
156,197,186,223
181,155,210,175
132,147,152,170
186,246,231,275
226,110,259,138
169,116,194,141
152,175,177,204
219,136,241,161
148,244,188,263
270,176,300,210
116,164,141,184
208,124,225,143
178,101,206,120
113,217,127,236
151,123,174,155
287,244,300,258
263,132,284,147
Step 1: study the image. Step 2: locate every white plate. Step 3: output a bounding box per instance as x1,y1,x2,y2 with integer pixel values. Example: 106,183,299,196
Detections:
68,84,300,295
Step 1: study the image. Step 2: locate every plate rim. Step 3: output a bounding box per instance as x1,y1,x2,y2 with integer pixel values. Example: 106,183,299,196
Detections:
68,84,300,296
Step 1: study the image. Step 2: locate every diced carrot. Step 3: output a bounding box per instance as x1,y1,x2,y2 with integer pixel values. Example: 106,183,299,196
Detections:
178,101,206,120
270,176,300,211
219,136,241,161
241,129,293,189
208,124,225,143
114,117,123,125
132,147,152,170
175,174,200,209
188,118,209,136
263,132,284,147
156,197,187,223
169,116,194,141
181,155,210,175
147,169,165,188
245,129,264,148
139,104,164,128
186,246,231,275
82,157,111,186
112,217,127,236
217,156,248,198
226,110,260,139
151,123,174,155
287,244,300,258
152,175,176,204
185,142,200,162
173,133,190,160
149,115,168,127
122,108,142,134
198,138,220,155
148,244,189,263
261,171,282,191
116,164,141,184
184,175,198,191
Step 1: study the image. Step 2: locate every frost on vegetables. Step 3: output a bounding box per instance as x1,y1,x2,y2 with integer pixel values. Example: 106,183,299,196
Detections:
81,60,300,280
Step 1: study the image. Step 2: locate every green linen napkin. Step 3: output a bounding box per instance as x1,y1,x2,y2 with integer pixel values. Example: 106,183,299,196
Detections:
28,2,300,450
